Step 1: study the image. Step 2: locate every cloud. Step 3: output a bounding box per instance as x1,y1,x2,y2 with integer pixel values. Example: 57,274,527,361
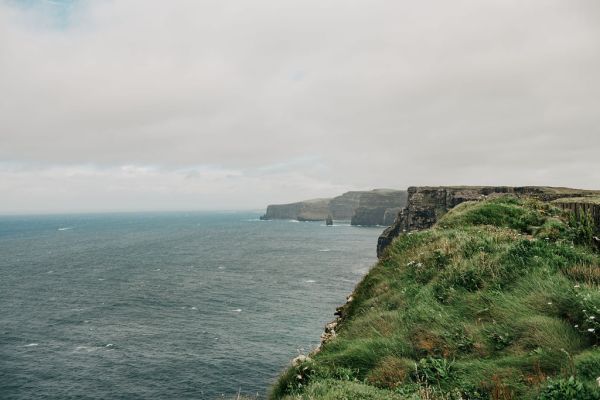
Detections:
1,0,599,212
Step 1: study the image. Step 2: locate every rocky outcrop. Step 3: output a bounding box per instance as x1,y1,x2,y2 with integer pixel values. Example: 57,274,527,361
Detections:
377,186,600,258
261,189,407,225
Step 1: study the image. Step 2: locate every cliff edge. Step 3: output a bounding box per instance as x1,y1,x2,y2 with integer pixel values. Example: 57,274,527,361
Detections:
377,186,600,257
271,194,600,400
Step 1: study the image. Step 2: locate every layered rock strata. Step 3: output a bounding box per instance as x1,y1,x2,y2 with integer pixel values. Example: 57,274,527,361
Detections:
261,189,407,225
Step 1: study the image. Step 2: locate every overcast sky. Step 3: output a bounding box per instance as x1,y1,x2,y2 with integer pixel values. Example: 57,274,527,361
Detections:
1,0,599,214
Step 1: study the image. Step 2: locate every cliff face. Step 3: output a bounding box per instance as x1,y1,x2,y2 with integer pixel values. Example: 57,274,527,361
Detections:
261,189,407,225
553,198,600,230
377,186,600,257
328,191,364,219
349,190,408,226
261,199,331,221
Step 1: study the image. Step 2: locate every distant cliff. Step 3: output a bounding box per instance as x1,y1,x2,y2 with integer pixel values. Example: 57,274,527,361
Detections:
261,189,407,225
377,186,600,257
261,198,331,221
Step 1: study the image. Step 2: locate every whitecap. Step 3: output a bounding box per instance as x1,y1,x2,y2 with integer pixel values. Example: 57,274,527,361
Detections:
57,227,73,231
318,249,331,252
191,307,197,310
24,343,39,347
232,308,242,312
105,343,114,348
288,220,300,223
304,279,316,283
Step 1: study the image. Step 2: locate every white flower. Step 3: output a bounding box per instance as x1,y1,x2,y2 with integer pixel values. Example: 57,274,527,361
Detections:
574,325,579,328
574,284,580,288
588,328,595,333
589,316,596,320
547,302,552,305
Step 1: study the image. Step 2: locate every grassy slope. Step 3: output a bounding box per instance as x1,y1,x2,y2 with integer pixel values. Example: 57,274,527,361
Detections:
271,197,600,400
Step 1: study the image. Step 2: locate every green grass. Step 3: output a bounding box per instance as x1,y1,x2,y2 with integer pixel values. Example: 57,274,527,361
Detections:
270,197,600,399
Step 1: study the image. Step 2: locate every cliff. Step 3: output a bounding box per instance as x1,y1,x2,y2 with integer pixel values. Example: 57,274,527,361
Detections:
261,198,331,221
261,189,407,225
553,197,600,229
377,186,600,257
271,196,600,400
350,190,408,226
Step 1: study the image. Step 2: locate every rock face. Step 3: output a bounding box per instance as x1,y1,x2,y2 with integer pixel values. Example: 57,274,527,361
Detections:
328,192,364,220
553,198,600,231
261,189,407,225
260,198,330,221
350,207,388,226
377,186,600,258
383,207,403,226
350,190,409,226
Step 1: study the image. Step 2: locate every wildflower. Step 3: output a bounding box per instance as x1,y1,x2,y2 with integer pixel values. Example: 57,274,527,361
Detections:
547,302,552,305
590,316,596,320
588,328,595,333
574,284,580,288
574,325,579,328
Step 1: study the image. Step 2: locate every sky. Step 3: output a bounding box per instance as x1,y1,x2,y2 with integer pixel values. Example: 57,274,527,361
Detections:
1,0,599,214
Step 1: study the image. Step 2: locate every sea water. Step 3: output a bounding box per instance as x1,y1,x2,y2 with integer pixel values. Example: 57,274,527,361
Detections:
0,212,382,399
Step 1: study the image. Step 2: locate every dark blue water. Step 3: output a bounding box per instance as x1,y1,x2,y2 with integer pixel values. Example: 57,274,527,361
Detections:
0,212,381,399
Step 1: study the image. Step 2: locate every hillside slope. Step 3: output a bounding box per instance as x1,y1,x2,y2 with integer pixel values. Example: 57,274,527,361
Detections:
271,197,600,399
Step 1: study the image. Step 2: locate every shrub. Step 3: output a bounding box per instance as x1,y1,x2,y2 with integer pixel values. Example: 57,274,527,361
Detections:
537,376,599,400
575,350,600,380
413,357,455,385
569,211,596,247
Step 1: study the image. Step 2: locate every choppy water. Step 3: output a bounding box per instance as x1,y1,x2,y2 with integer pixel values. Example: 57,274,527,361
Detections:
0,212,381,399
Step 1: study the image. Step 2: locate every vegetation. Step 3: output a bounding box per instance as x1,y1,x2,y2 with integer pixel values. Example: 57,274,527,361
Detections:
271,197,600,399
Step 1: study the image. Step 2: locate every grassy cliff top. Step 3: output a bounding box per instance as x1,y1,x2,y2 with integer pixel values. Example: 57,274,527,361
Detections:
271,197,600,400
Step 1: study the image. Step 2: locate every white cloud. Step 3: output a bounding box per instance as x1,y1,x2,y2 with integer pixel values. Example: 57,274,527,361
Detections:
1,0,599,213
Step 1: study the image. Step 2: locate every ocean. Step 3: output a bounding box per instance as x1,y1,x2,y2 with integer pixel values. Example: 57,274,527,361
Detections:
0,212,382,399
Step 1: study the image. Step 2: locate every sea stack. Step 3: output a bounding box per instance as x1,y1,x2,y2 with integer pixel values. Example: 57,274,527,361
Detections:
325,215,333,226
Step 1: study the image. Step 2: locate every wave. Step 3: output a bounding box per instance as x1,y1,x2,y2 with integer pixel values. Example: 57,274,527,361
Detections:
24,343,39,347
232,308,242,312
57,227,73,231
304,279,316,283
318,249,331,252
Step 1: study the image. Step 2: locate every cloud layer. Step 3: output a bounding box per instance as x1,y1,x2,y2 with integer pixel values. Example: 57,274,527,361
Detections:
1,0,599,213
